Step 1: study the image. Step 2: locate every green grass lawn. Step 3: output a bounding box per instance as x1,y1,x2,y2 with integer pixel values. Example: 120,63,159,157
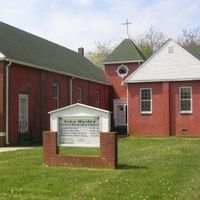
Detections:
0,137,200,200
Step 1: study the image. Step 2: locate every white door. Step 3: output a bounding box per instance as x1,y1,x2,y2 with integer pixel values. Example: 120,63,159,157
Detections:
113,99,127,127
117,105,124,125
116,104,127,126
19,94,29,133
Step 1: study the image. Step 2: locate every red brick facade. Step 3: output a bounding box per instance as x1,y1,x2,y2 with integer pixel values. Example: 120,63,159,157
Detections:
43,131,118,169
104,63,140,99
128,81,200,136
1,62,111,145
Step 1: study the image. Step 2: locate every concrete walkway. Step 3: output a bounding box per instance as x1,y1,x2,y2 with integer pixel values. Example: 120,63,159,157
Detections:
0,146,40,152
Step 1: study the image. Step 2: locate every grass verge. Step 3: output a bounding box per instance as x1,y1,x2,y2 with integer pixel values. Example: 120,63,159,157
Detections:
0,137,200,200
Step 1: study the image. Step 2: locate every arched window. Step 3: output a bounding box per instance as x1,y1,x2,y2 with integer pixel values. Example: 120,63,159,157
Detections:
77,86,83,103
96,89,100,108
53,81,59,109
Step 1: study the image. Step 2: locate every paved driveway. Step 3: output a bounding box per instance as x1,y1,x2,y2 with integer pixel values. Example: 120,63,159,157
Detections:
0,147,40,152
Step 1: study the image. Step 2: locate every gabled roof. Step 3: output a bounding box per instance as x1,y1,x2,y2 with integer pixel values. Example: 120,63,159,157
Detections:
0,21,109,85
185,45,200,61
48,103,111,114
103,39,145,64
125,39,200,83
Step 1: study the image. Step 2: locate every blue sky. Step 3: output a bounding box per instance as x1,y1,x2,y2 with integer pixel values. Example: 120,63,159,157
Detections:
0,0,199,52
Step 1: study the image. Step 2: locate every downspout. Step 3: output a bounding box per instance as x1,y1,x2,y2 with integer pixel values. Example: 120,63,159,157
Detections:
69,77,75,104
5,60,12,145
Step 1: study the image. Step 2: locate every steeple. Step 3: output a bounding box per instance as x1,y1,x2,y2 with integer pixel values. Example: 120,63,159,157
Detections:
103,39,145,64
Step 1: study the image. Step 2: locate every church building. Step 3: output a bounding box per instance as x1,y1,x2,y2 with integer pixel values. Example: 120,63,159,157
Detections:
0,21,200,146
0,22,112,146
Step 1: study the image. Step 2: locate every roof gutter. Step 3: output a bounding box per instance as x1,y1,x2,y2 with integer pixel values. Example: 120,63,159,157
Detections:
5,59,12,145
103,59,144,65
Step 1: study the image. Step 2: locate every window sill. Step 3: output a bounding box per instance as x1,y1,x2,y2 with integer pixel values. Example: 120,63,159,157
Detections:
180,111,192,115
141,112,152,115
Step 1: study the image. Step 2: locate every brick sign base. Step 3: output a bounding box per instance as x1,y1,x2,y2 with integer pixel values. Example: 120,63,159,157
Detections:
43,131,118,169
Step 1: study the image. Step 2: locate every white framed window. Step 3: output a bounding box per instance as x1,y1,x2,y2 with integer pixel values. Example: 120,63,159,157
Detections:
77,86,83,103
168,46,173,53
179,87,192,113
53,82,59,109
116,64,128,78
96,89,100,108
140,88,152,114
19,94,29,133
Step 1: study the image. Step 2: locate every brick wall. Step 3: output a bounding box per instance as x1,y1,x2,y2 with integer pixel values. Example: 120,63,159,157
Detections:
104,63,140,99
128,80,200,136
7,63,110,145
0,136,5,146
43,131,118,169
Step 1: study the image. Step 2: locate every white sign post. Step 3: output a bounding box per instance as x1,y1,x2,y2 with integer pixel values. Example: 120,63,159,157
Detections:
58,116,100,147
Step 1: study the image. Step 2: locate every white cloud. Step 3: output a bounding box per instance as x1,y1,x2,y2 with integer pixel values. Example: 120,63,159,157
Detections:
0,0,199,52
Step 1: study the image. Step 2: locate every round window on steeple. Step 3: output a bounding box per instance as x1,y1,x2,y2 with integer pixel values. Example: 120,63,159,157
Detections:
117,64,128,78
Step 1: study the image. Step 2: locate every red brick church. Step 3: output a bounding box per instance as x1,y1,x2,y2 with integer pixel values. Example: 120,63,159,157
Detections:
0,21,200,146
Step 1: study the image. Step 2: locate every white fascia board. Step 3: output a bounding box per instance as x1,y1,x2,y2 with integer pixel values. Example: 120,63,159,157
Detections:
126,77,200,84
124,38,173,83
103,60,144,65
8,58,111,86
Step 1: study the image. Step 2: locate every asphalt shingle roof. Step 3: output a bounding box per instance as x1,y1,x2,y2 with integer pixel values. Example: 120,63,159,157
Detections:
0,21,108,84
185,45,200,61
103,38,145,64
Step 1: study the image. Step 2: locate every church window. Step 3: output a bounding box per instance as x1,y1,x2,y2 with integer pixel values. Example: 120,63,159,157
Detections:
180,87,192,113
140,88,152,114
77,86,83,103
96,89,100,108
53,81,59,109
117,64,128,78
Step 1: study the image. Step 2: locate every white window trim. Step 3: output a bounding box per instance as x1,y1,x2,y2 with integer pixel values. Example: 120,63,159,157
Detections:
19,94,29,133
53,82,59,109
179,86,192,114
116,64,129,78
96,89,100,108
140,88,152,114
77,86,83,103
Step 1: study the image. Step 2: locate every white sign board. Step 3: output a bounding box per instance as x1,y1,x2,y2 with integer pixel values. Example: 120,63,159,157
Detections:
49,103,111,148
59,116,100,147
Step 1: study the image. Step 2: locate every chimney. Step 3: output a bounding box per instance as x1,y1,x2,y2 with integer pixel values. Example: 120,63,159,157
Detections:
78,47,84,56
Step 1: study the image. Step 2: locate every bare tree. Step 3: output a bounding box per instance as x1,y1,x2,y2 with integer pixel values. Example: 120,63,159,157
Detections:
177,27,200,48
86,42,114,69
136,27,167,59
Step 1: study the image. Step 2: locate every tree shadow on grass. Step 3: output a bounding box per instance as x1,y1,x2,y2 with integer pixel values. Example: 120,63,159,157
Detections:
118,164,147,170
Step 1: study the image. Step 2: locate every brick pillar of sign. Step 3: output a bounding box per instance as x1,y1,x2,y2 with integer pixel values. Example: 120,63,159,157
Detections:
43,131,59,165
43,131,118,169
100,132,118,168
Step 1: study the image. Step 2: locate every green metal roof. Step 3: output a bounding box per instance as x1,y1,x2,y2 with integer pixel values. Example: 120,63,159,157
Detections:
0,21,108,84
185,46,200,61
103,38,145,64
